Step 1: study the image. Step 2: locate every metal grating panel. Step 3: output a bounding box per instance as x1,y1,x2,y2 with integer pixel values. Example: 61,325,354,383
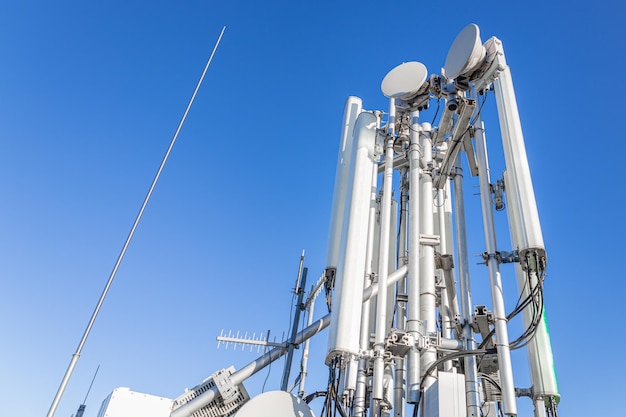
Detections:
172,367,250,417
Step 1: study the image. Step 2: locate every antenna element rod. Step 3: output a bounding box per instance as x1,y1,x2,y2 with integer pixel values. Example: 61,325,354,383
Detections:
45,26,226,417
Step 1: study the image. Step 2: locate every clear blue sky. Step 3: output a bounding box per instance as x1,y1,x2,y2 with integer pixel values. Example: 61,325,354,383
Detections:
0,1,622,416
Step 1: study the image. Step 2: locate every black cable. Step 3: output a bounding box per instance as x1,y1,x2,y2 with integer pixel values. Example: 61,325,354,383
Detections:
477,373,502,393
430,98,441,126
420,349,489,392
305,391,327,404
478,266,546,350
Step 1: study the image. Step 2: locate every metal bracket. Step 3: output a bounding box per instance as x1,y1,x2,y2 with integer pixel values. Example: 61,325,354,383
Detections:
212,368,239,405
435,253,455,270
491,179,506,211
470,37,506,93
480,250,520,265
473,305,494,349
384,329,415,358
519,247,547,272
419,234,441,246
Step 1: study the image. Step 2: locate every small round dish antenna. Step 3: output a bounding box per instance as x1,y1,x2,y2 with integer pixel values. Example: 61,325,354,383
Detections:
381,61,428,99
444,23,486,80
234,391,316,417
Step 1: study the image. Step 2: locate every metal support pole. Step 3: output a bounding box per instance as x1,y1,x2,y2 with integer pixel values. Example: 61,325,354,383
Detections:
354,131,382,417
394,168,409,417
406,111,422,404
419,123,437,389
281,253,307,391
452,162,481,417
373,134,395,401
45,26,227,417
298,279,320,398
474,120,517,416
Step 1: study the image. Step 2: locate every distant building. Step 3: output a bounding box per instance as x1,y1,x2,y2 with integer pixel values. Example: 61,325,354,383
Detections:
97,387,173,417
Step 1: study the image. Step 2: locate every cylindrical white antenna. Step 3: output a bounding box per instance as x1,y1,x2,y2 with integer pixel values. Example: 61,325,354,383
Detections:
326,111,377,361
326,96,363,271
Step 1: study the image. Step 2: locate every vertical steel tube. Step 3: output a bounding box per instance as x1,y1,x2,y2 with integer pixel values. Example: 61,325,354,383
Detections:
452,161,481,417
373,134,395,400
298,282,318,397
419,123,437,388
281,260,307,391
436,181,458,373
533,398,546,417
440,182,460,326
354,147,381,417
394,169,409,417
474,120,517,416
406,111,422,403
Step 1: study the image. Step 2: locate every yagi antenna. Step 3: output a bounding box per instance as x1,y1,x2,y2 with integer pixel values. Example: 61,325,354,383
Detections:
381,61,428,99
444,23,486,80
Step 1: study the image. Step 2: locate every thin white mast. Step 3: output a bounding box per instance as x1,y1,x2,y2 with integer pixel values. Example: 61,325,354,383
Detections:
45,26,226,417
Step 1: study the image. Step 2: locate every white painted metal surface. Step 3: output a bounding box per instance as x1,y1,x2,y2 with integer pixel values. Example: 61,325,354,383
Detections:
326,111,378,360
444,23,485,79
96,388,172,417
234,391,315,417
326,96,363,271
381,62,428,99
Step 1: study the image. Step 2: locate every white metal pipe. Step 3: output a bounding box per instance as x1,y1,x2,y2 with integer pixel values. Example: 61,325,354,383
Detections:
439,338,464,351
327,111,378,361
452,162,481,417
533,398,546,417
474,120,517,416
419,122,437,389
326,96,363,270
363,265,408,302
298,281,319,397
394,171,409,417
441,182,460,325
406,111,422,403
385,199,399,334
434,189,452,371
373,134,395,400
354,143,381,417
46,27,228,417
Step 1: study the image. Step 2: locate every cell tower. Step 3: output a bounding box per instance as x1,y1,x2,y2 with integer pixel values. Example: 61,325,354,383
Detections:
323,23,559,417
168,23,560,417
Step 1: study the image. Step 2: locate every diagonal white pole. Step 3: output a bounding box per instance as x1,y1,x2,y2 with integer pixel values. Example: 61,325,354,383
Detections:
45,26,226,417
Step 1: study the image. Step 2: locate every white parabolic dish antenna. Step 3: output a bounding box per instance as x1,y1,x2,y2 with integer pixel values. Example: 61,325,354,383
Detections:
381,61,428,99
234,391,316,417
444,23,486,79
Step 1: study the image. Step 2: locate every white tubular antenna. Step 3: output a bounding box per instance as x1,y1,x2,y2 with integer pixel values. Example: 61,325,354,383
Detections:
45,26,226,417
